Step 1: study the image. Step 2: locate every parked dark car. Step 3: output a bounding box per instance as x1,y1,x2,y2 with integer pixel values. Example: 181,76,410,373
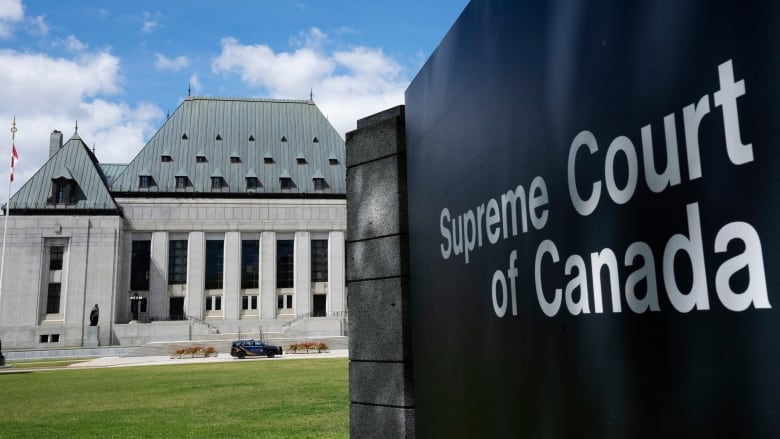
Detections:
230,339,283,359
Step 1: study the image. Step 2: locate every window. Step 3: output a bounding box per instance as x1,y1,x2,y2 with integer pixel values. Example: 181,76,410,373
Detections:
161,155,172,162
168,240,187,285
241,240,259,289
139,175,152,189
313,178,326,191
50,334,60,342
277,294,293,310
181,133,188,140
175,176,188,189
281,136,287,142
264,156,274,164
311,239,328,282
249,135,255,142
211,177,224,190
196,155,207,163
131,240,151,291
206,296,222,311
216,134,222,140
276,239,294,288
313,137,319,143
296,156,307,164
50,246,64,270
46,283,61,314
205,240,224,289
246,177,259,191
329,157,339,165
230,156,241,163
280,178,294,190
40,335,48,343
52,181,74,204
242,295,258,310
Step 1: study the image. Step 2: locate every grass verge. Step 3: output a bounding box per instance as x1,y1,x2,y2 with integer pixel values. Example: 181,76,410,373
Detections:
0,358,348,438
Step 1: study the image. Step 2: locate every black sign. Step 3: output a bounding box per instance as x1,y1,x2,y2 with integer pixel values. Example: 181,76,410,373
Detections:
405,1,780,437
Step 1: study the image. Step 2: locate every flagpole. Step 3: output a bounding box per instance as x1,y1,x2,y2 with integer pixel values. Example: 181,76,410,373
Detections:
0,116,16,312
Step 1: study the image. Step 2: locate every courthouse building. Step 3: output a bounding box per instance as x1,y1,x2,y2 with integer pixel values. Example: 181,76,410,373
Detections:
0,97,347,348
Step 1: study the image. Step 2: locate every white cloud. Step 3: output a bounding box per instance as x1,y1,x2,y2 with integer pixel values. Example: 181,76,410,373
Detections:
0,0,24,38
0,48,163,188
55,35,87,52
212,28,408,136
154,53,190,71
141,11,159,34
28,14,47,35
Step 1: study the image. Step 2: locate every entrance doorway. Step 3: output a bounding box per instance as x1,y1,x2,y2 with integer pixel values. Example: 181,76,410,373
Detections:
313,295,327,317
170,297,185,320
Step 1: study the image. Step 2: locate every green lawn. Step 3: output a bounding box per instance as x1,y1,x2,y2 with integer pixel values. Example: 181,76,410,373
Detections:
0,358,348,438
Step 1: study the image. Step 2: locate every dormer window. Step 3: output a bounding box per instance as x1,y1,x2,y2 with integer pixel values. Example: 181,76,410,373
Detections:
279,169,294,190
139,175,153,189
328,154,339,165
50,168,77,205
312,170,328,191
175,176,188,189
230,152,241,163
246,177,259,190
51,180,75,204
216,134,222,141
281,136,287,142
181,133,188,140
264,152,274,164
249,135,255,142
196,154,207,163
296,153,307,164
161,154,172,162
313,137,319,143
211,177,224,190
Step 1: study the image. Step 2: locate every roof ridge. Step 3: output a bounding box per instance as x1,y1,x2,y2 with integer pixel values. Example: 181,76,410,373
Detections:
185,96,314,105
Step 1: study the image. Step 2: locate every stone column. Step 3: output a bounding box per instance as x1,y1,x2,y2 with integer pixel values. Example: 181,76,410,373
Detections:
346,106,414,438
149,231,168,318
223,231,241,320
186,231,205,319
294,231,311,316
328,230,346,314
260,231,276,320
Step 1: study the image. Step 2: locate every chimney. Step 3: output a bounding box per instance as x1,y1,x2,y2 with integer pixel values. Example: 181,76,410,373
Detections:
49,130,63,158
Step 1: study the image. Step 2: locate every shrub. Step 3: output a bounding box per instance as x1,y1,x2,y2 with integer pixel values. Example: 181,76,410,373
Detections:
286,342,329,354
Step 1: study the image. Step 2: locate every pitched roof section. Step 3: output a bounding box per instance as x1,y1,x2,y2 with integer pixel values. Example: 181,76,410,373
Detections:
111,97,346,194
9,135,119,212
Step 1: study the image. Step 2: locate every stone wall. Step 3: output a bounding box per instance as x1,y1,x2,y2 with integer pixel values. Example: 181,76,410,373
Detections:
346,106,415,438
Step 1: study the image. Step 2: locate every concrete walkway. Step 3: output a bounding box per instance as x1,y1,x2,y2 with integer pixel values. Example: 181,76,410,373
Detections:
67,349,348,369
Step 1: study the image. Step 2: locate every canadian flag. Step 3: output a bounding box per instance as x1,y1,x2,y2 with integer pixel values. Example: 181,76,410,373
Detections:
10,143,17,182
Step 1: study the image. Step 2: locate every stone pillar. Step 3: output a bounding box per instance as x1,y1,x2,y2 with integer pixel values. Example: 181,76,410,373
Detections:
346,106,414,438
149,231,168,318
260,231,276,320
186,232,205,319
328,230,346,314
295,231,311,316
223,231,241,320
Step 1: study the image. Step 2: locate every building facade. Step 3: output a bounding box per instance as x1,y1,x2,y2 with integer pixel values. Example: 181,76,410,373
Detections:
0,97,347,348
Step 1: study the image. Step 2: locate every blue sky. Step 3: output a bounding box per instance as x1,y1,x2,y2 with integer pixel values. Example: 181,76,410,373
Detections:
0,0,469,189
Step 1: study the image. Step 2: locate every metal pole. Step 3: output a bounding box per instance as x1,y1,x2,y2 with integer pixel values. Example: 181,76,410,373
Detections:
0,117,16,315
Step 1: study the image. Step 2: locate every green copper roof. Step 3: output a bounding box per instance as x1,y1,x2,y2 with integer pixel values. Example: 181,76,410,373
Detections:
111,97,346,194
9,135,119,212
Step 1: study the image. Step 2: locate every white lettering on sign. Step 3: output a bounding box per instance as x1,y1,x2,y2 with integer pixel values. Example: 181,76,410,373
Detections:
436,59,770,319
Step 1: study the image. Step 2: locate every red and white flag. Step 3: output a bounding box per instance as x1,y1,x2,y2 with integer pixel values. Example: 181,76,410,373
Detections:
10,143,17,182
